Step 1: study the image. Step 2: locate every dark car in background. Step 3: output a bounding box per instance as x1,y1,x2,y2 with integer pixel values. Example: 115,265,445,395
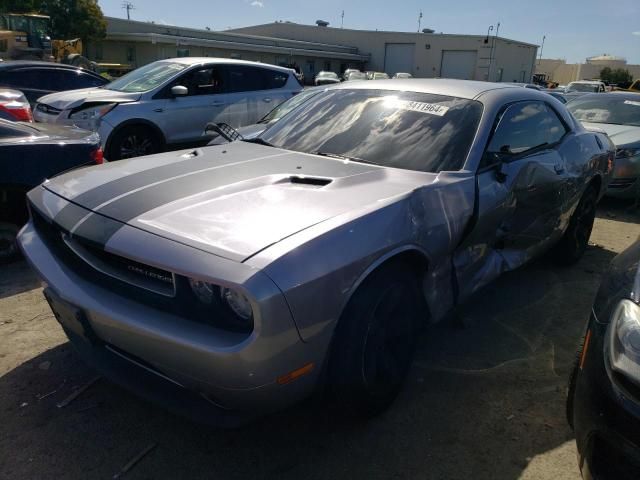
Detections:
0,61,108,105
568,239,640,479
0,119,103,262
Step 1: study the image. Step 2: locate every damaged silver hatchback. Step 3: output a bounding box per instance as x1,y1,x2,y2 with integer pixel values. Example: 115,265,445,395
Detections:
19,79,615,425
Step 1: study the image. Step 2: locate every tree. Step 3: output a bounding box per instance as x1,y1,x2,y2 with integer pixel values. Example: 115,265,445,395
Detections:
600,67,634,85
0,0,106,43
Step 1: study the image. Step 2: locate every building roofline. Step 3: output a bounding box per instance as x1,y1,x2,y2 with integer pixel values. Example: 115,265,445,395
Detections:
228,21,540,48
107,32,370,62
104,16,361,54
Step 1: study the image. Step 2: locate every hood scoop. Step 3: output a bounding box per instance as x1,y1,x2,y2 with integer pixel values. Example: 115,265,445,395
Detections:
286,176,332,187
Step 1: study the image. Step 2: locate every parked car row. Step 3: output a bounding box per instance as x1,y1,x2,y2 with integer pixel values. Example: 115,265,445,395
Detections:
313,69,410,85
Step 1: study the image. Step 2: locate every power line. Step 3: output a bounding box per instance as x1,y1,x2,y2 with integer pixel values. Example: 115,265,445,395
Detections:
122,2,135,20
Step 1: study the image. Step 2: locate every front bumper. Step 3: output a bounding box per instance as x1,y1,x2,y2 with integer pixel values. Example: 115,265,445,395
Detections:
606,177,639,199
34,106,113,149
571,314,640,479
18,210,326,425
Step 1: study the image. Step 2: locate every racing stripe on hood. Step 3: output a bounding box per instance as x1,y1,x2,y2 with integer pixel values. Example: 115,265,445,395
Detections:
51,149,291,238
95,154,296,222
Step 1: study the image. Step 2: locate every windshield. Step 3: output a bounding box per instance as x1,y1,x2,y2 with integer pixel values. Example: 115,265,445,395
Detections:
568,95,640,126
567,83,599,92
260,88,323,123
260,89,483,173
29,17,49,36
105,61,188,93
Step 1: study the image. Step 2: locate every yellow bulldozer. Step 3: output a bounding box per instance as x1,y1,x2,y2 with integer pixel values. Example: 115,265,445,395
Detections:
0,13,131,77
0,13,53,61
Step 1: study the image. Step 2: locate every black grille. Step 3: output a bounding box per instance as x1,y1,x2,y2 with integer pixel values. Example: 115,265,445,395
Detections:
29,206,251,332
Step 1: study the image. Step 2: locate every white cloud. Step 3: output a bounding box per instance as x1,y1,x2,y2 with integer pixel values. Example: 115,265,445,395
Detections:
633,31,640,36
251,0,264,6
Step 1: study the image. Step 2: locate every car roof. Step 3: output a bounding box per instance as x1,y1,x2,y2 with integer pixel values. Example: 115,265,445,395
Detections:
569,80,603,84
0,60,84,70
330,78,522,100
0,61,105,78
154,57,295,74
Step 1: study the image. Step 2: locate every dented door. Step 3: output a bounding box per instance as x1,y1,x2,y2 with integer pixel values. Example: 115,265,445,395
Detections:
454,100,571,301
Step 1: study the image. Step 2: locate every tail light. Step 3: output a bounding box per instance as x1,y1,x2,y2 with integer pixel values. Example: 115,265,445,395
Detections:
0,90,33,122
90,147,104,165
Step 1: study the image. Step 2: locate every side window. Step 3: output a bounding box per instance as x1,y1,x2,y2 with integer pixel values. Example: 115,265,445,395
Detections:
485,101,568,160
264,69,288,89
226,66,268,93
57,70,105,90
173,67,225,96
0,70,39,89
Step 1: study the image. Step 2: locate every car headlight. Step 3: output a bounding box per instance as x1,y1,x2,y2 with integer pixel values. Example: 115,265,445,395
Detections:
615,147,640,159
69,103,117,121
188,279,253,331
607,299,640,386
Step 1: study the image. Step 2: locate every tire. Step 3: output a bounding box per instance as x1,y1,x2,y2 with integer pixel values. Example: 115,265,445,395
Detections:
566,335,586,430
552,185,598,265
0,222,21,265
107,125,161,160
327,262,423,417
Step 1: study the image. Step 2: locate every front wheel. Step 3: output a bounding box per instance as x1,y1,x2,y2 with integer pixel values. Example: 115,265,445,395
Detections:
107,125,161,160
552,185,598,265
327,262,423,417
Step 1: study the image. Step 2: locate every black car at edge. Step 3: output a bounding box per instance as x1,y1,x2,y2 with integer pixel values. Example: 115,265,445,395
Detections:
568,238,640,479
0,119,103,263
0,61,108,105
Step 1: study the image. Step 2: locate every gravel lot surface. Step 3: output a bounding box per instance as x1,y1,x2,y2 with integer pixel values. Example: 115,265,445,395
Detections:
0,198,638,480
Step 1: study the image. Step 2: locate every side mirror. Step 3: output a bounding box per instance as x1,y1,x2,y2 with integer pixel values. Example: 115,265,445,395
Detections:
171,85,188,97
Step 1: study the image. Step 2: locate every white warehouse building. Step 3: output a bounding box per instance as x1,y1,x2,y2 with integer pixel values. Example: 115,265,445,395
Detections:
230,21,538,83
88,17,538,85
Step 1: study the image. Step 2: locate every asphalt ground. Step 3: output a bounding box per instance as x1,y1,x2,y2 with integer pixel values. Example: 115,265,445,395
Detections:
0,197,638,480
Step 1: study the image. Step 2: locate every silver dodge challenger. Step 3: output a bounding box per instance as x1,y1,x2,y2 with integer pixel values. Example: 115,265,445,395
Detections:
19,80,615,425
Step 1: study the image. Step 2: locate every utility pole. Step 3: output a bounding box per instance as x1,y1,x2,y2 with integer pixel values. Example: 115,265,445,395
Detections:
491,22,500,81
538,35,546,64
486,25,494,80
122,1,135,20
417,10,423,33
341,10,344,29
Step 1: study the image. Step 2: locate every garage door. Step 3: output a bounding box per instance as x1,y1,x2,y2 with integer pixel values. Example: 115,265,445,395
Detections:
440,50,478,80
384,43,415,76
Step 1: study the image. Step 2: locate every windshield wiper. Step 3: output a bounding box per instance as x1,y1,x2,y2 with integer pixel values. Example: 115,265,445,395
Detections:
242,137,273,147
311,151,378,166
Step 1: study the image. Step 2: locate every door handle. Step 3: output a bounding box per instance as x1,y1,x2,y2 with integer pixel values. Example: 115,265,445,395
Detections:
554,164,565,175
153,108,164,113
263,98,272,103
211,102,226,107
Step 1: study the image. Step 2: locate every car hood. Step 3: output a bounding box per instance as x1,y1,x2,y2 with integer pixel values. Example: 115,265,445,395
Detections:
15,122,99,144
37,87,141,110
43,142,431,262
581,122,640,147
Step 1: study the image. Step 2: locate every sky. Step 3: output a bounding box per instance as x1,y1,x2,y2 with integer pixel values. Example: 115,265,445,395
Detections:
99,0,640,64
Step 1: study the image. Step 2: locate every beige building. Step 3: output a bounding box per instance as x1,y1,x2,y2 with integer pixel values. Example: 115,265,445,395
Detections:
88,17,538,84
230,22,538,83
536,55,640,85
87,17,370,77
